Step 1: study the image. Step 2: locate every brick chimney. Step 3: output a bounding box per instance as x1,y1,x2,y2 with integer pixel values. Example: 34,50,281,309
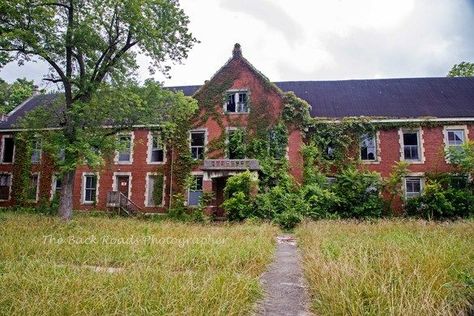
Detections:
232,43,242,57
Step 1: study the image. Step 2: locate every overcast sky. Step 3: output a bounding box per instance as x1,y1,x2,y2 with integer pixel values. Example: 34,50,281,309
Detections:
1,0,473,88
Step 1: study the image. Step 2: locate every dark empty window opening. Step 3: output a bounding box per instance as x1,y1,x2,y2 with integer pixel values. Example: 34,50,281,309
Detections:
2,137,14,163
191,131,205,160
225,91,248,113
360,133,377,161
0,174,11,200
403,132,420,160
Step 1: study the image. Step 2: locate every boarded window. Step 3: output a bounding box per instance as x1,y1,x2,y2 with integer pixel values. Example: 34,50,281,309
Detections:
2,137,14,163
0,174,11,200
147,174,164,206
188,175,203,206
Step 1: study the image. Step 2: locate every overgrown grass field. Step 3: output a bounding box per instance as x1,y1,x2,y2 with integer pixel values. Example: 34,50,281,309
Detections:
297,220,474,316
0,212,278,315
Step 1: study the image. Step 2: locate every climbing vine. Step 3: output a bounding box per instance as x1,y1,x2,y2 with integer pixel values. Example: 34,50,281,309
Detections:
11,132,32,206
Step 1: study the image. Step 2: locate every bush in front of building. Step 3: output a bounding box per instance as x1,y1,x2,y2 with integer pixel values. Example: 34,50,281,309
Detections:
405,180,474,220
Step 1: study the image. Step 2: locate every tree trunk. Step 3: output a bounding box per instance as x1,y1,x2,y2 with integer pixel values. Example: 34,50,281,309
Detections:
58,170,75,220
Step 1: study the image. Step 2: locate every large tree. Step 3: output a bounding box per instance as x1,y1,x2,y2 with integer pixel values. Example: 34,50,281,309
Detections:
0,77,39,114
0,0,197,219
447,62,474,77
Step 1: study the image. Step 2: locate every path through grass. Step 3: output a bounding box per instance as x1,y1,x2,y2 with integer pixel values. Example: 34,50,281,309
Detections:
0,212,278,315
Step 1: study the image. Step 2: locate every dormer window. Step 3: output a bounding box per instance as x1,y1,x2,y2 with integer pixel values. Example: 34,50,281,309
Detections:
225,91,249,113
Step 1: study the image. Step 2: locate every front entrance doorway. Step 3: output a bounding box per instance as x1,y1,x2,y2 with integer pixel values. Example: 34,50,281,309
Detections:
212,176,228,217
116,175,130,198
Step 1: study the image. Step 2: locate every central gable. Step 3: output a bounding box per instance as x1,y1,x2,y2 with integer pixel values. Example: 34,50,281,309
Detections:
193,43,284,131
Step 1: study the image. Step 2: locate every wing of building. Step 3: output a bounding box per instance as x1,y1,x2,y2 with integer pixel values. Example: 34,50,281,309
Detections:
1,44,473,214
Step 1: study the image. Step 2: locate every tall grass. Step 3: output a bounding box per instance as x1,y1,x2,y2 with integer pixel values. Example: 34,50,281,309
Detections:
0,212,278,315
296,219,474,316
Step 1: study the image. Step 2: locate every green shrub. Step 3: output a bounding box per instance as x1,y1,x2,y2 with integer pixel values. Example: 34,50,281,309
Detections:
275,208,303,230
223,191,253,221
300,184,339,219
167,193,188,220
223,171,257,221
406,181,473,219
332,167,384,218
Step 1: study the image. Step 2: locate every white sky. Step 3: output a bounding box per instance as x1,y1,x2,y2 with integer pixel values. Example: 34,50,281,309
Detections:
1,0,473,88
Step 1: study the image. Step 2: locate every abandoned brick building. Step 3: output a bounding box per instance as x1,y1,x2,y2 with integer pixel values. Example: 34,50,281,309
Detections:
0,44,473,214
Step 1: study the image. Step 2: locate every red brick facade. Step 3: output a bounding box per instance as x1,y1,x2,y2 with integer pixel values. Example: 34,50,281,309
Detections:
0,46,472,213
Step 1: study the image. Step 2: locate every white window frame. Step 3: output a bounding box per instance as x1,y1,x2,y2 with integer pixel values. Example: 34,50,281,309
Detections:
50,173,62,200
112,172,132,200
114,132,134,164
187,172,204,207
360,132,380,163
144,172,166,207
443,125,469,163
147,132,166,164
28,172,40,202
0,135,15,164
81,172,99,204
190,129,207,160
31,137,42,164
399,128,424,164
224,89,250,114
0,172,12,201
404,175,424,199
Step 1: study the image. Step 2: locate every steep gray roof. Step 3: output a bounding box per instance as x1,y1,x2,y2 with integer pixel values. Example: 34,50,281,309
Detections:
1,77,473,130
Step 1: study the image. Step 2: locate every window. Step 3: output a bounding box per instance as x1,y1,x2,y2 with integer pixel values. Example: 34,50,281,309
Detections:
190,131,205,160
1,136,14,163
146,174,164,206
188,175,203,206
0,174,11,200
402,131,420,161
149,134,164,163
405,177,423,198
52,175,62,198
83,174,97,203
325,144,335,160
360,133,377,161
450,175,468,189
31,138,42,163
28,174,39,201
326,177,336,186
117,135,132,163
446,129,465,147
225,91,249,113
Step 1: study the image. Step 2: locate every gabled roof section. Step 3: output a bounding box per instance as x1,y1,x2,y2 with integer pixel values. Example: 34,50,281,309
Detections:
192,43,284,97
0,93,60,130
